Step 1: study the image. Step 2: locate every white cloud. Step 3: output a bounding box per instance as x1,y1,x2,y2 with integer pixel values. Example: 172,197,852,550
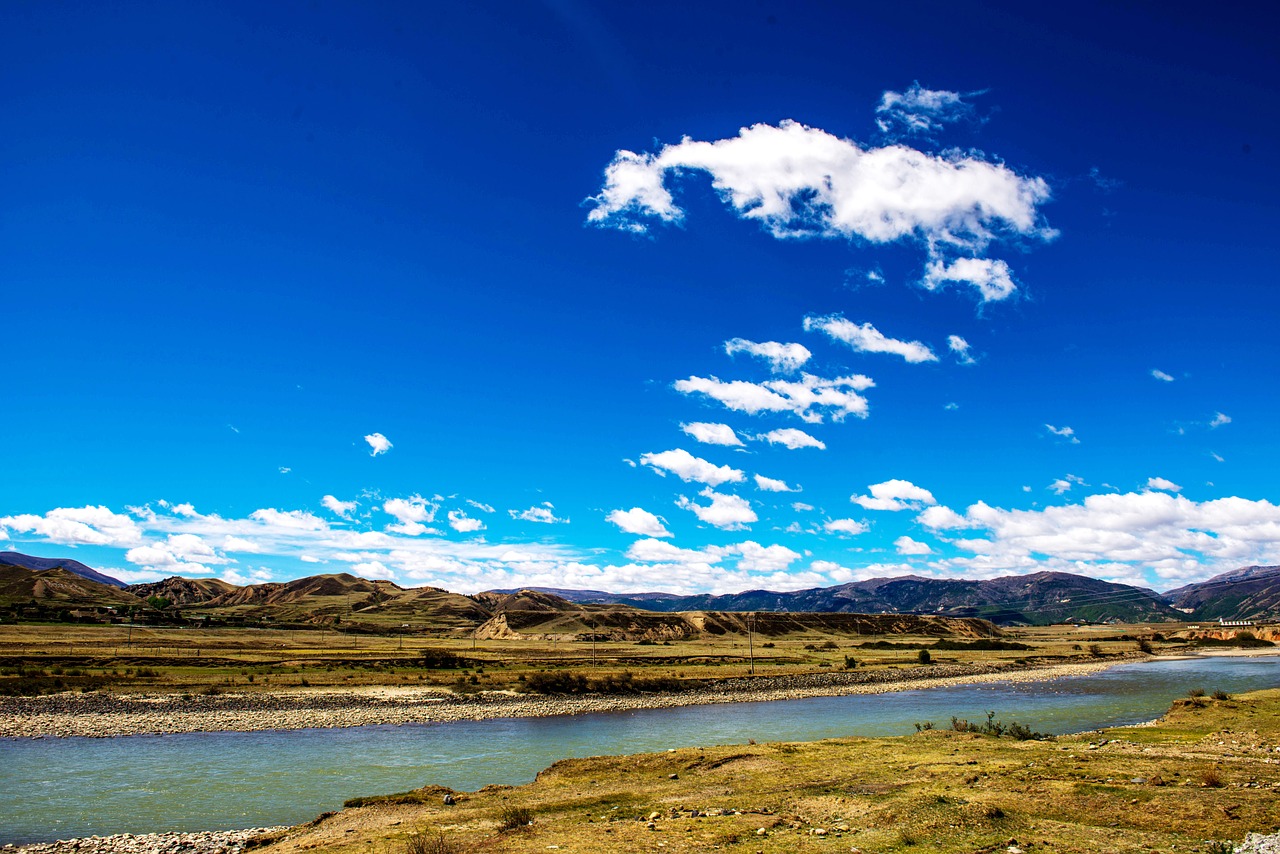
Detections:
825,518,869,536
640,448,744,487
724,338,812,373
876,82,977,136
248,508,330,531
221,536,263,553
125,533,230,575
754,474,797,492
1047,473,1089,495
681,422,744,447
586,120,1052,261
467,500,496,514
627,539,721,566
676,489,758,530
729,541,801,572
852,479,937,511
0,505,144,547
944,402,960,411
1211,452,1225,463
509,503,568,524
1045,424,1080,444
675,372,874,423
1151,369,1174,382
920,491,1280,584
948,335,975,365
1146,477,1182,493
922,257,1018,302
606,507,673,538
321,495,357,519
803,315,937,363
364,433,393,456
791,502,815,512
447,510,485,533
757,427,826,450
916,505,969,530
382,496,439,536
1210,412,1232,428
894,535,933,555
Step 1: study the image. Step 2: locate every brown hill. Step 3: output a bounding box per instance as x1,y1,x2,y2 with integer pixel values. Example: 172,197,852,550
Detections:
0,564,141,609
128,576,237,606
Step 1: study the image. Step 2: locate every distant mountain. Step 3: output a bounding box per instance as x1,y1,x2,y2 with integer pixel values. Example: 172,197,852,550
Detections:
497,571,1184,626
1163,565,1280,622
0,552,126,588
0,563,140,609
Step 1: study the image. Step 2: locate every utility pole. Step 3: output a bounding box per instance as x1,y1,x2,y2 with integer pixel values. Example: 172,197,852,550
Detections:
747,612,755,676
591,616,597,668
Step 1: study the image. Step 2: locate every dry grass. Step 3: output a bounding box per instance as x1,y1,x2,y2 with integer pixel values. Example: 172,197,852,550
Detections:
255,688,1280,854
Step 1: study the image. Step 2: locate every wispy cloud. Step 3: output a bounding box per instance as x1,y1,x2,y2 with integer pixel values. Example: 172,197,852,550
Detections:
876,82,980,137
754,474,798,492
804,315,937,363
321,495,357,519
1210,412,1232,428
824,518,869,536
1145,477,1182,493
675,372,874,423
948,335,975,365
509,503,568,524
681,422,744,447
757,428,826,450
640,448,744,487
1151,369,1174,382
1045,424,1080,444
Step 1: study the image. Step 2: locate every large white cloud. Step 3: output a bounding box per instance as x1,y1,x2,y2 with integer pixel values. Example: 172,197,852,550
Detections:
804,315,937,363
681,422,744,447
917,491,1280,583
0,505,143,547
675,372,874,423
724,338,812,373
676,489,758,530
606,507,673,538
852,479,937,511
447,510,484,533
587,120,1050,248
640,448,744,487
364,433,393,456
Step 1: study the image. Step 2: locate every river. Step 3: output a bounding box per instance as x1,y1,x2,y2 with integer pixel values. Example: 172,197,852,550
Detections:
2,654,1277,845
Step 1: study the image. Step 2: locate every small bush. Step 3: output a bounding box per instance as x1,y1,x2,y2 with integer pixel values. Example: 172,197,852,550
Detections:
499,806,533,831
1201,768,1224,788
1088,644,1104,657
914,721,934,731
1136,638,1154,654
1187,687,1206,698
403,831,460,854
917,649,932,665
843,655,857,670
1211,689,1231,701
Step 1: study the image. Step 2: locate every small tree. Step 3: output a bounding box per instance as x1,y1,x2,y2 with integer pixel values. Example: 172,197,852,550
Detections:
917,648,932,665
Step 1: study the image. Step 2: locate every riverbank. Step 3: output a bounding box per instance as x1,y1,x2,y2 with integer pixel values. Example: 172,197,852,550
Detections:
7,827,287,854
0,655,1139,739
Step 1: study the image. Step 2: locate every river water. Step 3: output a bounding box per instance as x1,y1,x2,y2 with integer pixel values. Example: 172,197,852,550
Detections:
2,655,1277,844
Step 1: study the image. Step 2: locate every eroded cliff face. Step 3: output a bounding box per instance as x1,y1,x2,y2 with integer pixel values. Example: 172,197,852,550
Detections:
1174,625,1280,643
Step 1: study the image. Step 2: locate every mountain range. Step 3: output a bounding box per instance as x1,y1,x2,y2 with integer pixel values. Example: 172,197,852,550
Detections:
2,551,1278,626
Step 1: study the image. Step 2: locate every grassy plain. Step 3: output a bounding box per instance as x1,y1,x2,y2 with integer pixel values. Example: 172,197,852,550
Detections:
0,621,1185,695
256,689,1280,854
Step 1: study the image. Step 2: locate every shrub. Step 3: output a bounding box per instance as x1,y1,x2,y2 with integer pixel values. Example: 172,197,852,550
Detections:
913,721,934,731
917,649,932,665
1201,768,1224,788
498,806,533,831
949,710,1049,740
1187,687,1206,698
1088,644,1104,657
1211,689,1231,701
843,655,857,670
1135,638,1154,654
403,832,461,854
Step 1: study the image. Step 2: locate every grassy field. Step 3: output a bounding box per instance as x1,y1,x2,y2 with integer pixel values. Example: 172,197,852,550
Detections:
0,621,1204,695
253,688,1280,854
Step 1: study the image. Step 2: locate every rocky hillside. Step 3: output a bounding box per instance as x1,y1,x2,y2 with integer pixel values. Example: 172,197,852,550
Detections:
1163,565,1280,621
508,571,1183,626
0,564,139,609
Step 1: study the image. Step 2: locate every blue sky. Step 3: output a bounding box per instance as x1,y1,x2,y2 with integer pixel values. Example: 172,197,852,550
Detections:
3,1,1278,594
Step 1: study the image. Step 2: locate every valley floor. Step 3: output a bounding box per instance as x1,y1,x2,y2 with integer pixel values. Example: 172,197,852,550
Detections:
0,657,1137,739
